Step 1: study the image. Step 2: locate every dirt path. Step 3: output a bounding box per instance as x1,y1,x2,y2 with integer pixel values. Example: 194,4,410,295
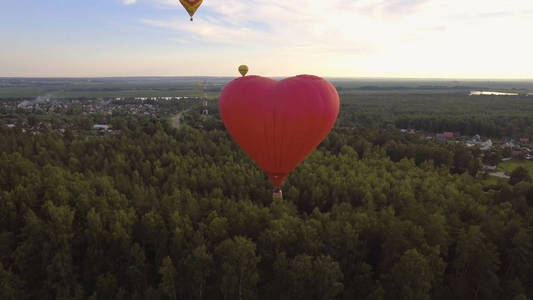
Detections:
489,172,510,179
172,110,187,129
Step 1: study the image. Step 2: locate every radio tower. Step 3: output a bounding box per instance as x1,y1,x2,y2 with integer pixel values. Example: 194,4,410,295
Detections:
202,99,208,115
197,81,209,116
202,90,208,115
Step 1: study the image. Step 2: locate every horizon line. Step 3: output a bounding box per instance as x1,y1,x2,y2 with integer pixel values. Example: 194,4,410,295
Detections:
2,75,533,81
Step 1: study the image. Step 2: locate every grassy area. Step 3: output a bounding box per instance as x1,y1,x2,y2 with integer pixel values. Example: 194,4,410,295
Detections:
484,176,507,185
0,86,222,99
483,160,533,185
498,160,533,174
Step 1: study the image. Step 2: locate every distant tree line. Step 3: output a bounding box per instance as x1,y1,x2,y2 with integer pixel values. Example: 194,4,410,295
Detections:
338,93,533,138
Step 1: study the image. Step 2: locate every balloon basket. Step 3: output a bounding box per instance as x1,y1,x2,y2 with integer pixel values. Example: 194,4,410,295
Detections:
272,187,283,200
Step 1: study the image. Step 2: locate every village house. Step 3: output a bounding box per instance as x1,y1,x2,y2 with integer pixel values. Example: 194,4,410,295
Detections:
480,139,493,151
483,165,497,171
503,140,519,149
436,133,446,143
465,134,488,148
443,131,454,139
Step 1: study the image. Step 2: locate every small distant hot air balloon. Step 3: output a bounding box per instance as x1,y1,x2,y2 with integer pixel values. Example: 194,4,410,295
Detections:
219,75,339,198
179,0,203,21
238,65,249,77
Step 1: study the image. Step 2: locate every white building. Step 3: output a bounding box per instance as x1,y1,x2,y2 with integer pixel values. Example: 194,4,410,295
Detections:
93,124,109,131
480,139,493,151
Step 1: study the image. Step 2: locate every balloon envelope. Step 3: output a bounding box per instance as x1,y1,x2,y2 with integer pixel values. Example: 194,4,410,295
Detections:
179,0,203,19
219,75,339,187
238,65,249,77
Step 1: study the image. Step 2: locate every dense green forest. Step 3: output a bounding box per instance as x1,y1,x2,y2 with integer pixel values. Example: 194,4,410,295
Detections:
1,117,532,299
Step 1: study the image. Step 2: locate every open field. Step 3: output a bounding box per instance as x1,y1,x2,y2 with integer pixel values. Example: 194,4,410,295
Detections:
0,77,231,98
484,176,507,185
485,160,533,185
498,160,533,174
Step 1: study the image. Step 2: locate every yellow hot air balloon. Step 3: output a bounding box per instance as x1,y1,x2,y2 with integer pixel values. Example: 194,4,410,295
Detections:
196,81,205,98
179,0,203,21
238,65,249,77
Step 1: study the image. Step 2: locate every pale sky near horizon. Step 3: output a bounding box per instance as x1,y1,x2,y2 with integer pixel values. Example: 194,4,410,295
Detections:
1,0,533,78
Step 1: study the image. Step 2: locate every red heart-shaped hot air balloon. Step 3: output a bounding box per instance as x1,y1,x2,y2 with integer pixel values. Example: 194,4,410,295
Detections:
219,75,340,188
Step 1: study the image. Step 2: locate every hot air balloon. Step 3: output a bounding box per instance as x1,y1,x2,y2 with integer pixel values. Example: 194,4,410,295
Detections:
219,75,339,198
196,81,204,98
238,65,249,77
179,0,203,21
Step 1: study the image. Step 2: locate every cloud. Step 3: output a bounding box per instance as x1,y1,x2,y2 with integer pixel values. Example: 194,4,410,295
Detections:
139,0,533,77
380,0,429,14
142,1,384,52
123,0,136,5
141,0,464,50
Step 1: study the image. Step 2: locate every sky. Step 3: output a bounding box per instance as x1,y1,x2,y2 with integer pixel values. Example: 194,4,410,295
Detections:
1,0,533,78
